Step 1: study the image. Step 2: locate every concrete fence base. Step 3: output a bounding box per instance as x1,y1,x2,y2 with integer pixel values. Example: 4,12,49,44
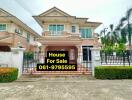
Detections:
0,48,25,78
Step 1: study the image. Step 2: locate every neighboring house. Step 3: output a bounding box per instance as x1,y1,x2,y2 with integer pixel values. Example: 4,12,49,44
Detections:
33,7,101,64
0,8,40,51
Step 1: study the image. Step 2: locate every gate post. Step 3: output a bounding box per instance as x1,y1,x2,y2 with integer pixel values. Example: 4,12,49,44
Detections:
11,48,25,78
91,47,101,76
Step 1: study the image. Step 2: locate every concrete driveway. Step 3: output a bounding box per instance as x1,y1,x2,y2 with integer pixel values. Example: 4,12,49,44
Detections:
0,76,132,100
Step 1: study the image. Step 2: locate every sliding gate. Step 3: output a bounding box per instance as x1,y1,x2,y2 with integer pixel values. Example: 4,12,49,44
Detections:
22,51,92,75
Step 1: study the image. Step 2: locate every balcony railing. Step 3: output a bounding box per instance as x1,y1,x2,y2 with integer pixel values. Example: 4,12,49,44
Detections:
42,31,81,37
48,31,63,36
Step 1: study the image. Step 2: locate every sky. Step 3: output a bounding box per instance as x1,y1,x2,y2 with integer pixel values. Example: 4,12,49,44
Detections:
0,0,132,35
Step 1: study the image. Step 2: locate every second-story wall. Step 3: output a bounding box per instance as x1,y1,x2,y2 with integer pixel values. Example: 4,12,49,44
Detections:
42,22,94,39
43,22,80,33
0,22,37,44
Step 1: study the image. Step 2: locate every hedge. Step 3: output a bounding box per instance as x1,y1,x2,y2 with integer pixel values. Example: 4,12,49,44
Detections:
95,66,132,79
0,67,18,82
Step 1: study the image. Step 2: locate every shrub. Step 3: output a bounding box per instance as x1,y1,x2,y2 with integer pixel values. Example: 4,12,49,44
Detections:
95,66,132,79
0,67,18,82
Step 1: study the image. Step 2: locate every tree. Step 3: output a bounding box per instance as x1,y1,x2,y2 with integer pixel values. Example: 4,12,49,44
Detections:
119,8,132,56
109,24,118,46
100,28,108,47
100,24,126,54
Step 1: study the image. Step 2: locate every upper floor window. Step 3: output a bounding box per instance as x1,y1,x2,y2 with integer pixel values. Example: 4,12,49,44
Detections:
80,28,92,38
71,26,76,33
34,37,36,41
49,25,64,35
0,24,6,31
15,28,23,35
27,33,30,42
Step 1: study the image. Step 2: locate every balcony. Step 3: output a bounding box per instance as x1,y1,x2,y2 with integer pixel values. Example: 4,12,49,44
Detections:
42,31,81,37
47,31,63,36
38,31,82,45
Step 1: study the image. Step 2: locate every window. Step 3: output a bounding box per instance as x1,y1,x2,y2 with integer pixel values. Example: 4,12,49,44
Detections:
83,48,88,61
82,46,93,61
0,24,6,31
49,25,64,35
15,28,23,35
80,28,92,38
27,33,30,42
72,26,76,33
34,37,36,41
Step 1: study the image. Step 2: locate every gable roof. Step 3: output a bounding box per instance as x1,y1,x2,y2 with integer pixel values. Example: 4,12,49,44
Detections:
39,7,71,17
0,8,13,16
0,8,40,37
33,7,102,29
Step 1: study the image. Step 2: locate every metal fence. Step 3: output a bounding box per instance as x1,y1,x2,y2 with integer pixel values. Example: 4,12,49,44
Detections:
22,52,92,75
101,51,132,66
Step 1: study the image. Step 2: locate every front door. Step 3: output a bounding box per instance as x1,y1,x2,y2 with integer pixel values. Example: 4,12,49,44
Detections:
82,46,92,62
82,46,92,68
46,46,77,64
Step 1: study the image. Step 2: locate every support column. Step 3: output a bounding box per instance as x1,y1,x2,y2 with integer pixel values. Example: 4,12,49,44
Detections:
91,47,101,76
76,45,82,65
11,48,25,78
39,45,47,63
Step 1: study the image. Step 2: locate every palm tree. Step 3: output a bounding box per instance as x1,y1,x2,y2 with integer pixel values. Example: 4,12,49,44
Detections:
107,24,119,47
127,8,132,53
109,24,116,45
120,8,132,55
115,22,127,44
100,28,108,37
100,28,108,47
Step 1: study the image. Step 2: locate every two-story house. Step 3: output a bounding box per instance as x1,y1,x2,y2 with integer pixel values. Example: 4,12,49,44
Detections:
33,7,101,65
33,7,101,68
0,8,40,51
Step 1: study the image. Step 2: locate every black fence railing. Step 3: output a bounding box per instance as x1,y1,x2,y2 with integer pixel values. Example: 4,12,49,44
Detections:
23,52,40,73
101,51,132,66
22,52,92,74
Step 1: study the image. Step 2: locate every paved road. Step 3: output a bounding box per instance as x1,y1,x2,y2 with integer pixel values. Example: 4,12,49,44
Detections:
0,76,132,100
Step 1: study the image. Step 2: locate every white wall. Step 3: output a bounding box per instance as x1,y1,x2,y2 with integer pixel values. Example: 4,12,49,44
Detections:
0,52,12,67
0,48,25,78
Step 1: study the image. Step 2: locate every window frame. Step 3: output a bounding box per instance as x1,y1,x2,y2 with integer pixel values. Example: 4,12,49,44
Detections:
15,28,23,35
0,24,7,31
80,28,93,39
33,37,36,41
82,46,93,61
71,26,76,33
48,24,64,35
27,32,30,42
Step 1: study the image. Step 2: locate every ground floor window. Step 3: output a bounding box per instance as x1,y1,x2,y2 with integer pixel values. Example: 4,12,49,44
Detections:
82,46,93,61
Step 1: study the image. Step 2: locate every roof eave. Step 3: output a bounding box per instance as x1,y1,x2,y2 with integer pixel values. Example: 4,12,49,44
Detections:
33,16,44,29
